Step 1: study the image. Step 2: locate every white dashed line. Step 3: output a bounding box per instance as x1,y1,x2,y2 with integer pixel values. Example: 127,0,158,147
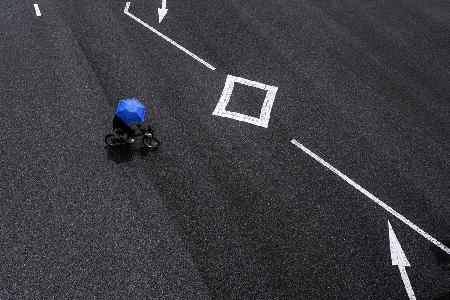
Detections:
291,139,450,255
34,4,41,17
124,2,216,71
213,75,278,128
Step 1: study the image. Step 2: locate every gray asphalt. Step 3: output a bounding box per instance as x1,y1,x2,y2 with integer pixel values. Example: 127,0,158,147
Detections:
0,0,449,299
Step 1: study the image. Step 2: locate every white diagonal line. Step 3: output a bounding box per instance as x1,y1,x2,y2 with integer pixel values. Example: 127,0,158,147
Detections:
291,139,450,255
124,2,216,71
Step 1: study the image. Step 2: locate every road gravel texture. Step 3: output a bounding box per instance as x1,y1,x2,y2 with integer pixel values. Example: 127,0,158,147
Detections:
0,0,449,299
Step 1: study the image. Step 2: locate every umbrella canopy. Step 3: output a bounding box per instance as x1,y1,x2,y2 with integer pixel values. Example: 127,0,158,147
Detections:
115,98,148,126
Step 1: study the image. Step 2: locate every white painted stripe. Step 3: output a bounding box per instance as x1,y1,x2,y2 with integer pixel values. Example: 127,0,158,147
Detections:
34,4,41,17
399,266,416,300
213,75,278,128
291,139,450,255
124,2,216,71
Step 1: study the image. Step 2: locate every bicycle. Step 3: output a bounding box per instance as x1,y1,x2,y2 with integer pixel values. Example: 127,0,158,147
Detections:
105,125,160,149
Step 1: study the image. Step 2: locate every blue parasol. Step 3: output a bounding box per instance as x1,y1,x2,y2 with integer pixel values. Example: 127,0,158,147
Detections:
115,98,148,126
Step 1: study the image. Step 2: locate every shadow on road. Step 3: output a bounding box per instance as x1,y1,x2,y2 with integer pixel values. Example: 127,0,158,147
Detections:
430,240,450,271
104,145,156,164
433,291,450,300
105,145,135,163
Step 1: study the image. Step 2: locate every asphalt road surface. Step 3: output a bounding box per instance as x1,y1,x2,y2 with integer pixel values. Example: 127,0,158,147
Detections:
1,0,449,299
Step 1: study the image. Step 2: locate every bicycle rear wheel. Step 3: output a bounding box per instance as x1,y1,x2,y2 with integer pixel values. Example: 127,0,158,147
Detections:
105,134,125,147
142,136,160,149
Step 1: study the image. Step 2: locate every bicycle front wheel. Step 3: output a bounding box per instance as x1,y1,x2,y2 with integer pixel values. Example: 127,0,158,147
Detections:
142,136,160,150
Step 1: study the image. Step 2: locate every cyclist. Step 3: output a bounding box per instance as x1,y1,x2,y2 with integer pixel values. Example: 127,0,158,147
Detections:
112,114,143,144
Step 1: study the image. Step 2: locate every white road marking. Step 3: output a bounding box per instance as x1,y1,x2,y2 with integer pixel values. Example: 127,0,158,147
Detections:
34,4,41,17
290,139,450,255
158,0,168,23
213,75,278,128
399,265,416,300
389,221,416,300
124,2,216,71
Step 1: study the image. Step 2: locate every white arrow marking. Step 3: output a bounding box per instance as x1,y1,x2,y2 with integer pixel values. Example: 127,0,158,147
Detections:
124,2,216,71
34,4,41,17
388,221,416,300
290,139,450,255
158,0,168,23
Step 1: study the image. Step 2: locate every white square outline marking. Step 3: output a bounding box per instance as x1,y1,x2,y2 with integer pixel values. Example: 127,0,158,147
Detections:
213,75,278,128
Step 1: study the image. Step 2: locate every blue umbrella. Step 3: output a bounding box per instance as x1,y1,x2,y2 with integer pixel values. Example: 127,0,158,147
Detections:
115,98,148,126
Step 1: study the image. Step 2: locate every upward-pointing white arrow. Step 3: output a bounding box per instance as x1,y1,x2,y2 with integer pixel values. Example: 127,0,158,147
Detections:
158,0,168,23
388,221,416,300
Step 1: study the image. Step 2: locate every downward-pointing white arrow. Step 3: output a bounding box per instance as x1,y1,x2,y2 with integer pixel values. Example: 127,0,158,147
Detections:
158,0,168,23
388,221,416,300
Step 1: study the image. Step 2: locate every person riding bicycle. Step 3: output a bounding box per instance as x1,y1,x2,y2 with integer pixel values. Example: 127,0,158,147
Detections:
113,98,148,143
113,114,143,143
106,98,159,149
